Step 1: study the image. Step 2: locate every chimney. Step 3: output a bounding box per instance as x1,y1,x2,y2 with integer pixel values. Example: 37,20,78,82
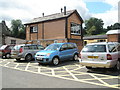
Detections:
42,13,44,17
61,8,63,13
64,6,66,15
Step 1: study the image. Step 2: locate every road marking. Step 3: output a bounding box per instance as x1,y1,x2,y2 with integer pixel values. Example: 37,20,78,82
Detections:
14,63,19,69
63,66,79,80
0,59,119,89
25,62,30,71
3,62,10,66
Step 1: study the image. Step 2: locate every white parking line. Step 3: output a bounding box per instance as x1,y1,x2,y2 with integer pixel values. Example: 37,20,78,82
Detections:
25,62,30,71
3,62,10,66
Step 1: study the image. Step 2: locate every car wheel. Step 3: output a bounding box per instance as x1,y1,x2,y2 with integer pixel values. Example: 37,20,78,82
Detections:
52,57,59,66
86,66,92,69
114,60,120,71
25,54,32,62
73,54,78,61
16,58,20,62
5,53,10,59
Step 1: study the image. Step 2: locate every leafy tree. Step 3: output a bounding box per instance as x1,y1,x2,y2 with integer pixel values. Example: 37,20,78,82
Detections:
11,19,25,39
84,17,104,35
106,23,120,30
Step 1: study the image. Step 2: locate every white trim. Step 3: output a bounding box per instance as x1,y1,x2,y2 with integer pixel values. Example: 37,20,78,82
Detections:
106,30,120,35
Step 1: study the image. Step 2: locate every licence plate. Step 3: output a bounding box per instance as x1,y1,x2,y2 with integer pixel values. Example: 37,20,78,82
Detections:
37,57,42,60
88,56,98,59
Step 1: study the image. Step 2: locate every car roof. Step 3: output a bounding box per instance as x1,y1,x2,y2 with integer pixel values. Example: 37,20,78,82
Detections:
86,42,119,45
53,42,75,45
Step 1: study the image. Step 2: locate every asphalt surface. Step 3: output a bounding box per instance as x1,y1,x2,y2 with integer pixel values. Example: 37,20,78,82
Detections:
0,58,120,89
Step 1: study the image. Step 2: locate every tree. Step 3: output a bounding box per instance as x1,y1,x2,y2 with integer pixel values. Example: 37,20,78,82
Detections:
11,19,25,39
107,23,120,30
84,17,104,35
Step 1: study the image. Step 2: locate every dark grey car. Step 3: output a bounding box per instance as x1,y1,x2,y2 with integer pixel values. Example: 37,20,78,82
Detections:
11,44,44,61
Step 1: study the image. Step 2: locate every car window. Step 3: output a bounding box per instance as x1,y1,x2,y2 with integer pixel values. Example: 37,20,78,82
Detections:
61,44,68,51
67,44,76,49
24,46,30,50
108,44,117,52
37,45,44,50
45,44,61,51
82,45,106,52
0,45,7,49
13,45,23,50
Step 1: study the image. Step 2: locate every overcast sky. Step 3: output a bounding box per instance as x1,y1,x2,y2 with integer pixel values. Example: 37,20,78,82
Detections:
0,0,119,28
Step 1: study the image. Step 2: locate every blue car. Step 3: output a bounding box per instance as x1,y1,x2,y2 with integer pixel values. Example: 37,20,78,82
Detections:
35,43,79,65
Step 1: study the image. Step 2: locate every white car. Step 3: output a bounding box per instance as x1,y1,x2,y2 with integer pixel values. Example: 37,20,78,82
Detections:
79,42,120,70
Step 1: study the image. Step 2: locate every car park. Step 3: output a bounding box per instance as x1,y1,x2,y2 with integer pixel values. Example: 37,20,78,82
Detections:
0,45,15,58
35,43,79,65
11,44,44,61
79,42,120,70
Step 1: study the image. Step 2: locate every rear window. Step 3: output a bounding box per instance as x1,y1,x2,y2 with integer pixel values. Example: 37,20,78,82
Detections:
13,45,23,50
0,45,7,49
82,45,106,52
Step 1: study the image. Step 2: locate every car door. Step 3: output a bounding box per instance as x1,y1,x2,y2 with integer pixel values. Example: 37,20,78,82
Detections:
59,44,69,60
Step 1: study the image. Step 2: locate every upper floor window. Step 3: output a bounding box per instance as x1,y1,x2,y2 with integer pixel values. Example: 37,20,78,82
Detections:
71,22,81,35
30,26,38,33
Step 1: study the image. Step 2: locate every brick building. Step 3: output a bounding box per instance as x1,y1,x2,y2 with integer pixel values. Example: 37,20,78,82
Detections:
25,8,84,51
106,29,120,42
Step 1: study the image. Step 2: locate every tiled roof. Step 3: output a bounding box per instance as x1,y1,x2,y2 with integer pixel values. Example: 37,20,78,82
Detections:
25,10,83,25
83,35,107,40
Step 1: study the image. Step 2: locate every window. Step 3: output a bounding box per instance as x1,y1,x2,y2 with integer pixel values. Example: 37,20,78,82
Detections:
82,45,106,52
71,22,81,35
61,44,68,51
11,40,16,44
68,44,77,49
30,26,38,33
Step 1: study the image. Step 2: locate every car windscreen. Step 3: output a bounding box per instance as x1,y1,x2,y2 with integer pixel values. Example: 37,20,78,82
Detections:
0,45,7,50
82,45,106,52
45,44,61,51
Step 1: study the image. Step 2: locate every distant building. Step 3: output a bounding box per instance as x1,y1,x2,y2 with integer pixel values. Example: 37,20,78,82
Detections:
0,21,11,46
0,20,25,46
106,29,120,42
83,35,107,45
25,8,84,51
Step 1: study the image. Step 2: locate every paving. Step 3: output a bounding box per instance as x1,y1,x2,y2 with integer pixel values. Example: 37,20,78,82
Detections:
0,58,119,89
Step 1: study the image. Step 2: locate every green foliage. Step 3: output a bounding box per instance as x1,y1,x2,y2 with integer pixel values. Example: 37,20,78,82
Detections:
107,23,120,30
11,19,25,39
84,17,104,35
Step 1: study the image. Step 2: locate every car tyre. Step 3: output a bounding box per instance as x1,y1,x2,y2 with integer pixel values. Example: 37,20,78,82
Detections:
25,54,32,62
73,54,78,61
16,58,20,62
52,57,60,66
114,60,120,71
5,53,10,59
86,66,92,69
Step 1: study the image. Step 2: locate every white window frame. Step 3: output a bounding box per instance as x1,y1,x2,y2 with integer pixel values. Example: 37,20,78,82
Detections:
71,22,81,35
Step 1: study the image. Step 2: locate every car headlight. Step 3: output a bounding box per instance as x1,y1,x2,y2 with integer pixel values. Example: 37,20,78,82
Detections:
46,53,51,56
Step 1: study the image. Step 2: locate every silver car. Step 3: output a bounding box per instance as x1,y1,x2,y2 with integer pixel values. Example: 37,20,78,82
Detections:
11,44,44,61
79,42,120,70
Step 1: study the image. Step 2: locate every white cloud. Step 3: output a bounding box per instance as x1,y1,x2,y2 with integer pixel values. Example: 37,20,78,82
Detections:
0,0,119,28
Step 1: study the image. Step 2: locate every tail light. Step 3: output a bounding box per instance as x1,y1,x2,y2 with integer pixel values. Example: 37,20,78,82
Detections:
107,54,112,60
19,48,23,53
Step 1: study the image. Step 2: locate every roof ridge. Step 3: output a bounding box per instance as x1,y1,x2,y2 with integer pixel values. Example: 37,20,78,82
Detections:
33,9,75,20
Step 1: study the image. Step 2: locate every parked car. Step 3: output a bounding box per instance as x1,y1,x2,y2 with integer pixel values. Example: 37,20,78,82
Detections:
0,45,15,58
35,43,79,65
11,44,44,61
79,42,120,70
